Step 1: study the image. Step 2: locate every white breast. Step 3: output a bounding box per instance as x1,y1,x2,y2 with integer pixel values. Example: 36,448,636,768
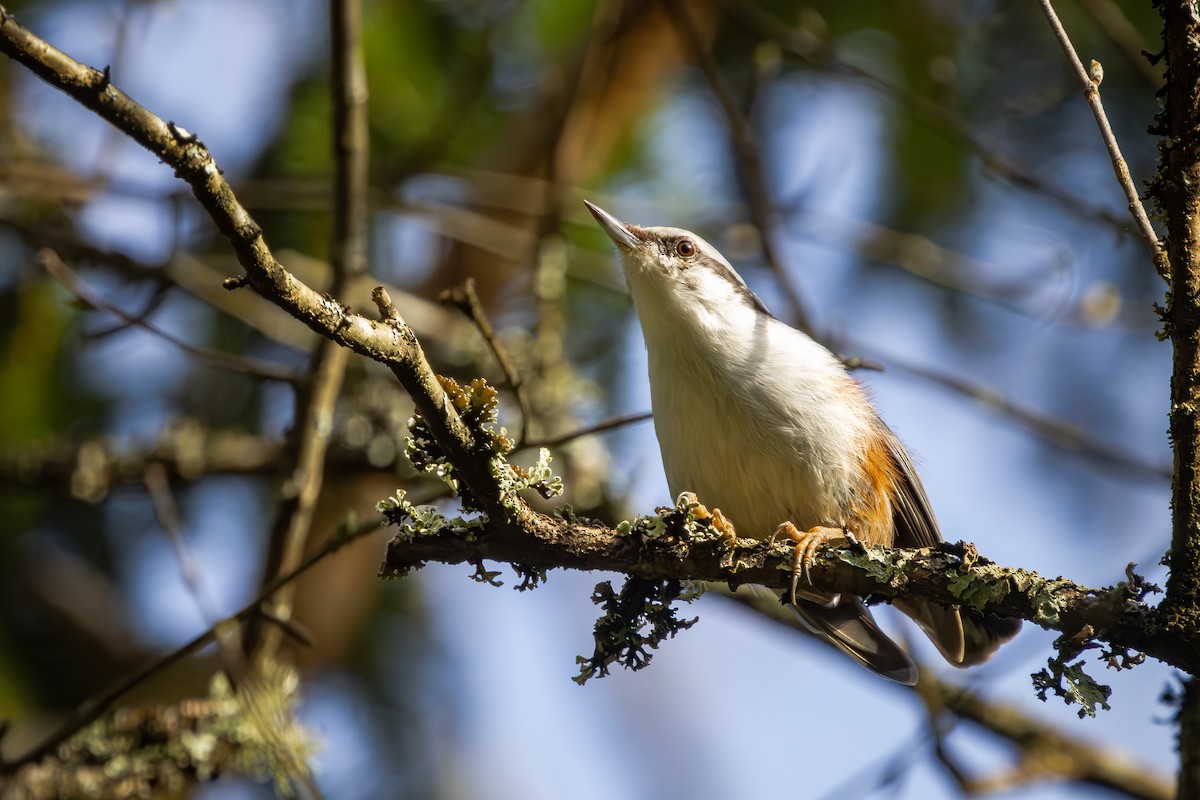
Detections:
640,303,874,539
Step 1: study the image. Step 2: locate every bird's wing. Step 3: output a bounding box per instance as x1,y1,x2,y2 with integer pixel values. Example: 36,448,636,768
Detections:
880,424,1023,664
881,425,942,548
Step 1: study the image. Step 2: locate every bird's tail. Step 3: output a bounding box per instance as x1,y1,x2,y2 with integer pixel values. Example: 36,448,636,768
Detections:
894,598,1022,667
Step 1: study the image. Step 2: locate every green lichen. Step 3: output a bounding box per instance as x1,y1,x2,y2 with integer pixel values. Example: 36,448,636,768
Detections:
574,576,698,685
1033,658,1113,718
376,488,488,542
836,544,1070,629
6,661,312,799
512,563,549,591
1007,571,1075,626
404,376,563,520
492,446,564,515
946,564,1015,613
469,561,504,586
835,545,905,585
613,493,730,546
406,376,514,510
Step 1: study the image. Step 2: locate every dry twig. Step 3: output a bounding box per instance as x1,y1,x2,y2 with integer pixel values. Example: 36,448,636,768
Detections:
1037,0,1168,278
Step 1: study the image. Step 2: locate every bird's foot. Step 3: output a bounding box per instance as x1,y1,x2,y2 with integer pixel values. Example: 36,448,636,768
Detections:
709,507,737,547
769,522,847,606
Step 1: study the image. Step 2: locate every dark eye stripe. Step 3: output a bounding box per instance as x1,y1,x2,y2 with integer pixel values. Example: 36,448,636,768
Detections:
694,254,773,316
653,232,774,316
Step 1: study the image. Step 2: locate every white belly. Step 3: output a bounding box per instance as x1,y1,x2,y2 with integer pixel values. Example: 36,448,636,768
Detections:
645,316,872,539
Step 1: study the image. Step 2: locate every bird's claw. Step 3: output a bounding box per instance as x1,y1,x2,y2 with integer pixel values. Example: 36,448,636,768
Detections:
769,522,847,606
710,507,737,547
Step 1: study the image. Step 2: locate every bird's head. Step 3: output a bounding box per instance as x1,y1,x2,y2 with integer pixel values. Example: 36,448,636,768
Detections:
584,200,770,326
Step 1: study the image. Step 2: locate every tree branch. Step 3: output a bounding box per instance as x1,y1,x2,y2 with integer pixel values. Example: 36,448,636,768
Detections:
718,587,1174,799
377,503,1189,674
0,516,381,772
1151,0,1200,794
723,0,1144,241
37,247,299,382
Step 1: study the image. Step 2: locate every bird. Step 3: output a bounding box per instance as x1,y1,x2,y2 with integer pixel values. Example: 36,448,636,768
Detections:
585,199,1020,684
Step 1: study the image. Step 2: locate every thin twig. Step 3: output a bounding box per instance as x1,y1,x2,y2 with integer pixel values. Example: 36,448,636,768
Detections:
252,341,349,658
143,463,222,626
329,0,370,291
441,277,534,445
782,204,1148,333
811,726,929,800
38,248,299,382
718,590,1173,800
520,410,653,451
372,285,401,322
1037,0,1168,279
256,608,316,648
930,677,1173,799
144,462,249,683
1075,0,1162,88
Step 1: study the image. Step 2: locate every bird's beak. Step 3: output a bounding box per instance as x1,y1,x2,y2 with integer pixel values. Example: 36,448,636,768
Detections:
584,200,639,250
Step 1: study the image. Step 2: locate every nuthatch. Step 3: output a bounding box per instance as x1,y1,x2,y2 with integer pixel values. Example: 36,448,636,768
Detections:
586,200,1020,684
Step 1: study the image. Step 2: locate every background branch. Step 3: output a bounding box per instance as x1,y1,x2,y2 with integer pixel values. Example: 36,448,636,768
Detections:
249,0,370,658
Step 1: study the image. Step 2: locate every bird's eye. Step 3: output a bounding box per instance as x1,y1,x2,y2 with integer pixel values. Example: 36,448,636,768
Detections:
675,239,696,258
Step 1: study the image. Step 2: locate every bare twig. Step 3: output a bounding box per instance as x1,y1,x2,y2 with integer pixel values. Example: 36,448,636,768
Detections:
719,587,1173,800
521,410,653,451
927,678,1173,799
1075,0,1162,88
38,248,299,382
144,462,249,683
372,285,401,322
1037,0,1168,279
143,463,222,625
783,205,1149,333
441,277,534,445
329,0,370,291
